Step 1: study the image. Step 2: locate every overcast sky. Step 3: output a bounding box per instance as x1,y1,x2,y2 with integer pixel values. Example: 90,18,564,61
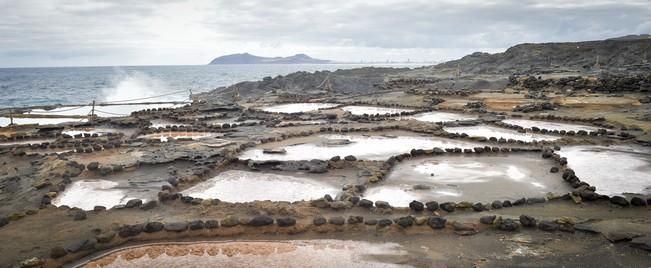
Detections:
1,0,650,67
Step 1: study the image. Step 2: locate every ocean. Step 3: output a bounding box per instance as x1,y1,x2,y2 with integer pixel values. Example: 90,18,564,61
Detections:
0,64,425,108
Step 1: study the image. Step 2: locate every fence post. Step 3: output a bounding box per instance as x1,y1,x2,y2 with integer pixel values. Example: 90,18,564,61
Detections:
90,100,95,122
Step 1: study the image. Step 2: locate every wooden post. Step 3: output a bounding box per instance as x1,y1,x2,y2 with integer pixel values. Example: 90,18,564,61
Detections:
9,108,13,125
90,100,95,122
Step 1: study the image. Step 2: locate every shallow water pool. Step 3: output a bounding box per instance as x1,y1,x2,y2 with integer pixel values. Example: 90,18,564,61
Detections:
364,154,569,206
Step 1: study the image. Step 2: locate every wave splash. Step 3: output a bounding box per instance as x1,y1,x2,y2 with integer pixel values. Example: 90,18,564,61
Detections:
101,70,186,103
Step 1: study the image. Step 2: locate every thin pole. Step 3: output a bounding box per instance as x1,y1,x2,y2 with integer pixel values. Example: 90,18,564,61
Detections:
9,108,13,125
90,100,95,122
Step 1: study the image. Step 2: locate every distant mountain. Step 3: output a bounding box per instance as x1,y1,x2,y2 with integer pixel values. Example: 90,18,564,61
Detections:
607,34,651,41
209,53,331,64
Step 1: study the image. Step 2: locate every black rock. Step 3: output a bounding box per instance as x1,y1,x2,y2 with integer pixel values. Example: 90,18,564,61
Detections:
205,220,219,229
276,217,297,227
249,215,274,226
480,215,496,225
164,222,188,232
502,200,512,207
144,222,164,233
409,200,425,212
93,206,106,212
549,167,559,173
377,219,393,228
73,210,87,221
630,197,647,206
324,194,334,202
497,219,520,232
344,155,357,161
140,200,158,210
425,201,439,211
440,202,456,212
519,215,536,227
513,198,526,206
527,197,546,204
313,216,327,226
538,221,559,232
189,220,205,230
329,216,346,225
119,224,144,237
125,199,143,208
364,219,378,225
610,196,630,206
395,216,414,228
347,216,363,224
427,216,447,229
472,203,485,212
491,200,503,209
375,201,391,209
65,238,96,253
630,236,651,251
358,199,374,208
50,246,67,258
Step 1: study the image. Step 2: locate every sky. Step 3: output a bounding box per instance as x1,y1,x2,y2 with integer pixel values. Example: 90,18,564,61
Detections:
0,0,650,68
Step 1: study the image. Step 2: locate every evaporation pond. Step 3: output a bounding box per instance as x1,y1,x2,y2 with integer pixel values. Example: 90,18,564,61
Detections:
0,117,86,127
260,103,338,113
444,125,559,142
182,170,340,202
502,119,599,132
558,145,651,196
341,105,413,115
239,133,479,161
81,240,410,268
411,111,478,123
364,154,570,206
27,103,185,117
51,179,158,210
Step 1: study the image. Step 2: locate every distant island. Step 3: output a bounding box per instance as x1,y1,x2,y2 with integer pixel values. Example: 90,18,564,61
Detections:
209,53,331,64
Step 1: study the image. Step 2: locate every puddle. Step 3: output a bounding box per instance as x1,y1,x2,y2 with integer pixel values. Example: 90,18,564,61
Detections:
342,105,414,115
239,133,479,161
0,117,87,127
260,103,338,113
182,170,340,202
411,111,478,123
52,164,176,210
364,154,570,206
558,145,651,195
139,131,215,142
51,179,144,210
502,119,599,132
27,103,185,118
81,240,410,268
444,125,559,142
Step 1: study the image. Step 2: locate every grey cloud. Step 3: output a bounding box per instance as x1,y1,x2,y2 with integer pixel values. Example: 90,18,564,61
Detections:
0,0,650,67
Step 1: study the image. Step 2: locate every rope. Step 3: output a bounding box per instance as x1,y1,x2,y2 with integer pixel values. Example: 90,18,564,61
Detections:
99,90,188,104
93,109,130,116
29,106,86,114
